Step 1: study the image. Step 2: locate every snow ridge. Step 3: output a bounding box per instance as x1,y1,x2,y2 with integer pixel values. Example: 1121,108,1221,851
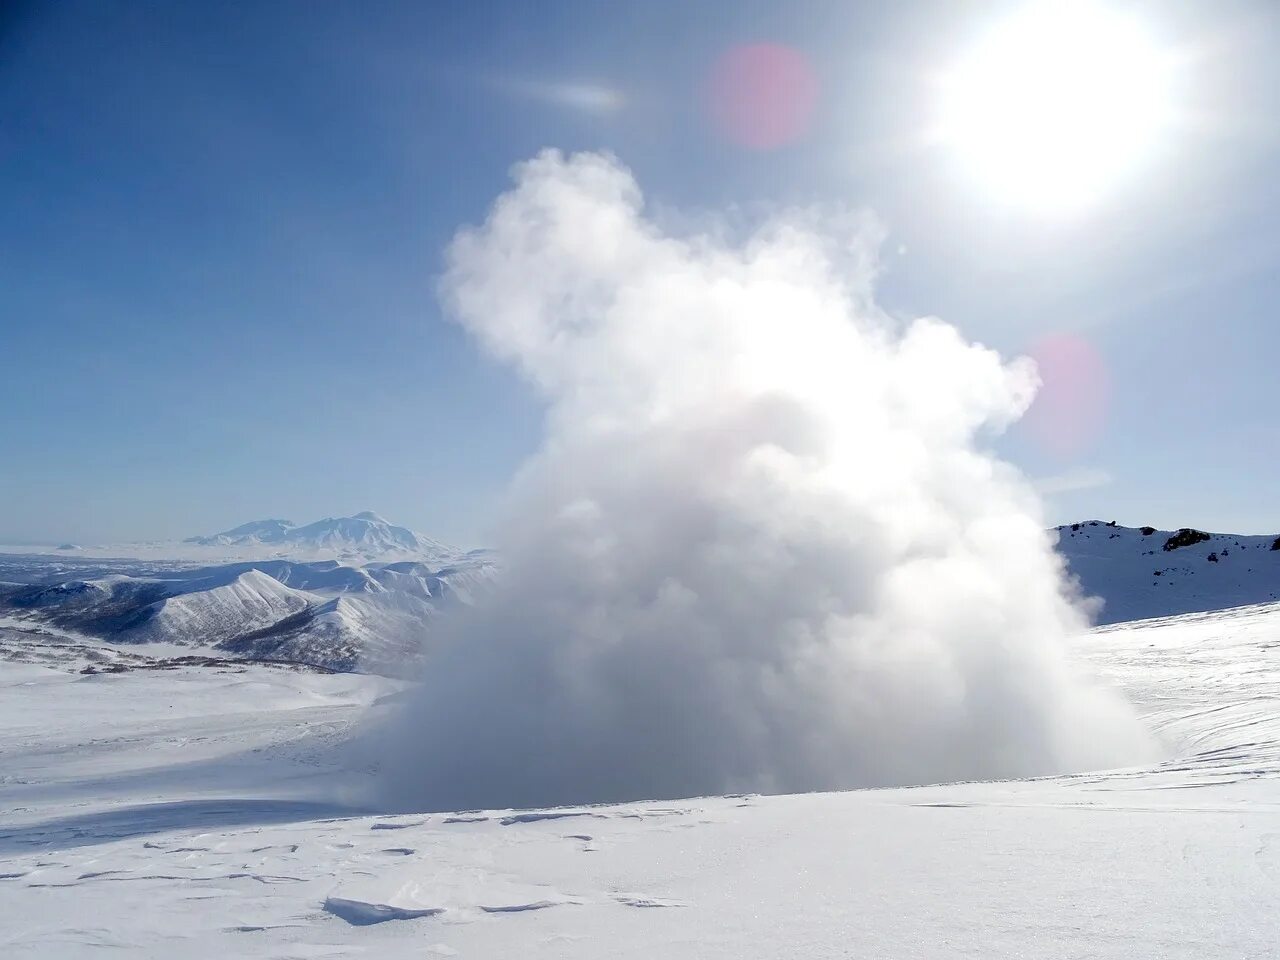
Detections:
122,570,314,648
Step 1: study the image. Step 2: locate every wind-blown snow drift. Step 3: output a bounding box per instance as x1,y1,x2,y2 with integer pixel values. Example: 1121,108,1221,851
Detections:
375,150,1155,811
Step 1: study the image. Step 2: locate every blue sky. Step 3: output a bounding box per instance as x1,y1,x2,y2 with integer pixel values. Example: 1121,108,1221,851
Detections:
2,0,1277,546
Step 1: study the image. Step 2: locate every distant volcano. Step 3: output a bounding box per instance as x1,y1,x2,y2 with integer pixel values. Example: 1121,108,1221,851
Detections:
185,512,457,561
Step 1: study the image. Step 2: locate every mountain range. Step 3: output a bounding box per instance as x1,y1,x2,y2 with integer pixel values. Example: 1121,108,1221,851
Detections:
0,512,496,675
0,551,497,676
1,517,1276,676
1,512,466,564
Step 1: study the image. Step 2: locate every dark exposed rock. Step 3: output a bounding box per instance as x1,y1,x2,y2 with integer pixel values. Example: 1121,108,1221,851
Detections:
1163,528,1211,552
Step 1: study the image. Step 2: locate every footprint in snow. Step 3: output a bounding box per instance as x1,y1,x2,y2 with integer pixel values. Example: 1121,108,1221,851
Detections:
614,895,688,908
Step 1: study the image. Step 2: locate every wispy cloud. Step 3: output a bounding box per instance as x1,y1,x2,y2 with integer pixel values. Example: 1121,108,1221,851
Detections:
1033,466,1114,495
493,78,624,115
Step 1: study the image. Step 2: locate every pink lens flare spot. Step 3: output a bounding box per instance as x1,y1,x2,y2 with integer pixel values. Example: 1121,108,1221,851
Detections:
1023,333,1110,459
707,43,819,150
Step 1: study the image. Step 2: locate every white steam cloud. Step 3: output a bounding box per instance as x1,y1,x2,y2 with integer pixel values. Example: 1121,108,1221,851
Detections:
375,150,1154,811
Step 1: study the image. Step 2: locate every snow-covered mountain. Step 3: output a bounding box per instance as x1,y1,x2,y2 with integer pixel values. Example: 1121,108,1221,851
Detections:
184,511,458,562
187,518,297,544
120,569,314,647
1055,520,1280,624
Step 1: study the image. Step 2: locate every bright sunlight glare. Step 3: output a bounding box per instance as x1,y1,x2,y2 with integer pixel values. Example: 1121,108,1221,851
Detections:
940,2,1176,215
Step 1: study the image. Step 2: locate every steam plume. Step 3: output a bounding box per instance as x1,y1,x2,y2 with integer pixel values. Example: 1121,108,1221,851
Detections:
375,150,1153,811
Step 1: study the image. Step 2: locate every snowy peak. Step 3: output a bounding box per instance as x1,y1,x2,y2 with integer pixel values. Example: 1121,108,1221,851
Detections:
185,513,459,561
287,516,421,554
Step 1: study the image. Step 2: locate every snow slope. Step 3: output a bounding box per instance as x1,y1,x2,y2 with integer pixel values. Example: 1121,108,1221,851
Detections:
1056,520,1280,623
1,602,1278,958
220,591,445,676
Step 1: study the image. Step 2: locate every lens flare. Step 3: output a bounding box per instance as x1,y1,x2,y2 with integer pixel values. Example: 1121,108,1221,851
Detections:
707,43,819,150
1023,333,1110,458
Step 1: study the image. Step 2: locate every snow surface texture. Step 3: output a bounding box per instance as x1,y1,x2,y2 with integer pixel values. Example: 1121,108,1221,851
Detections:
1,603,1278,957
375,150,1152,810
0,512,465,564
1056,520,1280,624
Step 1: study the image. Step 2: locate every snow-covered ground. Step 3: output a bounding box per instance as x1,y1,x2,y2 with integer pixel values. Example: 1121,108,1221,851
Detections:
2,603,1277,958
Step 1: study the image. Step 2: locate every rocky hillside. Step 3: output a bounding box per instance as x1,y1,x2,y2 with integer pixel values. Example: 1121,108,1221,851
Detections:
1055,520,1280,624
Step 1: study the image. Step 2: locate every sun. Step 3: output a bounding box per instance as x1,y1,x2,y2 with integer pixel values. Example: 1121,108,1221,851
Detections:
939,2,1175,214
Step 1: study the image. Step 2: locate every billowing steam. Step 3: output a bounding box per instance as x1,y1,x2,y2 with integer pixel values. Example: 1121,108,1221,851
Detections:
375,150,1154,811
